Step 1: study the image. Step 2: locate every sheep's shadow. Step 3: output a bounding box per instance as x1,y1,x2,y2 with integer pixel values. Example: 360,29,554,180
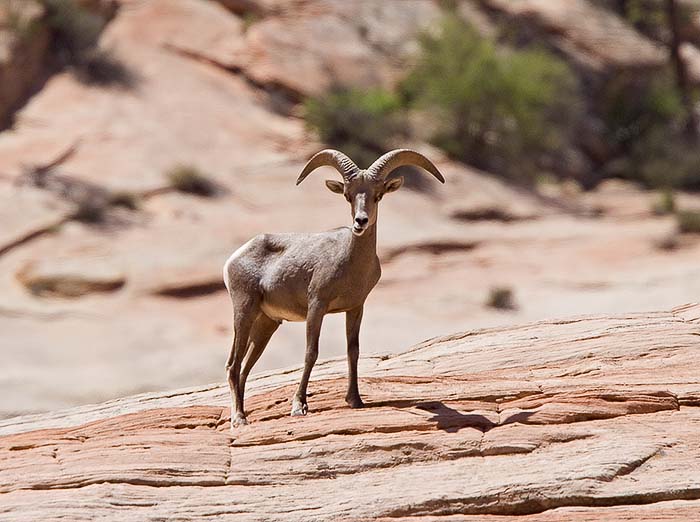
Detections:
414,401,497,433
362,400,537,433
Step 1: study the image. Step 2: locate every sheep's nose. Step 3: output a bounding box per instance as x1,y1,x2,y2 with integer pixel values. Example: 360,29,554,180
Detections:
355,216,369,227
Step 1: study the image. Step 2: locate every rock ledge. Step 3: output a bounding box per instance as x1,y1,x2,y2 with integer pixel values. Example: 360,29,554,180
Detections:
1,304,699,521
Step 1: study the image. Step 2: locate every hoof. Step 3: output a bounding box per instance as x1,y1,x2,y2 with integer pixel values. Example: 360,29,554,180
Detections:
290,400,308,417
231,415,248,429
346,395,365,409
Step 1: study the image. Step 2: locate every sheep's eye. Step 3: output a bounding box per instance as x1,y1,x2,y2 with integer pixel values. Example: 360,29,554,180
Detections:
375,194,383,202
344,194,351,202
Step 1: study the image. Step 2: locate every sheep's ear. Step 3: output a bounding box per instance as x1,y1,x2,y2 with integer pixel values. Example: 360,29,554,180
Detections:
325,179,345,194
384,176,404,194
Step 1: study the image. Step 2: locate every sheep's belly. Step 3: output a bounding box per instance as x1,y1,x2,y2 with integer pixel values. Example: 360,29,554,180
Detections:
260,295,364,322
260,301,307,323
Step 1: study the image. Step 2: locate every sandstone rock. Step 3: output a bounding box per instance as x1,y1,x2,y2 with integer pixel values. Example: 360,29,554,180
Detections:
0,184,71,256
682,42,700,86
1,0,700,427
482,0,667,72
16,257,126,298
145,268,223,297
235,0,440,98
0,305,699,520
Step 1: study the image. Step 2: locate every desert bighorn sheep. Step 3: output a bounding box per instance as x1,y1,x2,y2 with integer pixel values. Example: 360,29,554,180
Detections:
223,148,445,427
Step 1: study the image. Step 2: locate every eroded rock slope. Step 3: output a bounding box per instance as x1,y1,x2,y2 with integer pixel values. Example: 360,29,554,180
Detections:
1,0,700,420
1,304,699,520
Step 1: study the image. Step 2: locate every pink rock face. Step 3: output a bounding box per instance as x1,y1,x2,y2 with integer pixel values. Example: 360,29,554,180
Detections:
481,0,667,71
1,305,699,519
0,0,700,426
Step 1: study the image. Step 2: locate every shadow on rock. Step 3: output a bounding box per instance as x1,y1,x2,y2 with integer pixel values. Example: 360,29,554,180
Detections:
415,401,501,433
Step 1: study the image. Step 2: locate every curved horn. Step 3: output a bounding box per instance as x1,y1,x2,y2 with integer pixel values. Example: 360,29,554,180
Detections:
296,149,360,185
368,149,445,183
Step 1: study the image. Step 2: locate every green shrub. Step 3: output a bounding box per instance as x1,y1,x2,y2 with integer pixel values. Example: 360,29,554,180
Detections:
108,190,140,210
72,48,137,87
486,286,516,310
401,15,577,184
617,0,668,39
241,12,260,32
677,210,700,234
652,188,677,215
71,199,107,223
595,0,695,42
622,127,700,190
41,0,104,58
595,66,700,190
304,87,405,168
167,165,219,197
38,0,135,87
599,70,683,150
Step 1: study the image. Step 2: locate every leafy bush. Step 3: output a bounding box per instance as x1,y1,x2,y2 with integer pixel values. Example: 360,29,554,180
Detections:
241,12,260,33
677,210,700,233
41,0,105,59
38,0,135,87
599,70,683,151
71,198,107,223
301,10,698,192
629,130,700,190
652,188,676,215
401,15,578,184
72,48,137,87
595,0,695,43
167,165,219,197
615,0,669,39
304,87,405,169
108,190,140,210
605,96,700,190
486,286,516,310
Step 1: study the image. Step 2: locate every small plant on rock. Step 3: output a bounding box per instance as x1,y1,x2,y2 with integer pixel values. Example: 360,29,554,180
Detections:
42,0,105,59
655,232,680,251
677,210,700,234
166,165,219,197
486,286,517,310
108,190,140,210
40,0,135,87
71,198,107,223
652,188,676,215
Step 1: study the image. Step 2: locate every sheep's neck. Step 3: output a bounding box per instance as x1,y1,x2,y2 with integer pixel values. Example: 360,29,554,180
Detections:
349,222,377,261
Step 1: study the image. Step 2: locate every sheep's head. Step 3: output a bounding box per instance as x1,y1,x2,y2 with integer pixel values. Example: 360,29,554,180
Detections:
296,149,445,236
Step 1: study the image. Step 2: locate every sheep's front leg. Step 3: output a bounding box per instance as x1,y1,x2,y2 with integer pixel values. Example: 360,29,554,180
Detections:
291,300,326,416
345,305,364,408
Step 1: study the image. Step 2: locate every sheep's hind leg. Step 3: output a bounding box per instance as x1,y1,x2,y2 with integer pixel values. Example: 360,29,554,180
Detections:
239,314,280,403
226,295,259,430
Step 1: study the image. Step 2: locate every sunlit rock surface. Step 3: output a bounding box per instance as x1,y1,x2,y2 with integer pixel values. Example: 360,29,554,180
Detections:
1,304,699,520
0,0,699,419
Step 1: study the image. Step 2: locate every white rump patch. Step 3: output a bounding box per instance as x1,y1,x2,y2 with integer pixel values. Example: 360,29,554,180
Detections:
223,238,254,292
